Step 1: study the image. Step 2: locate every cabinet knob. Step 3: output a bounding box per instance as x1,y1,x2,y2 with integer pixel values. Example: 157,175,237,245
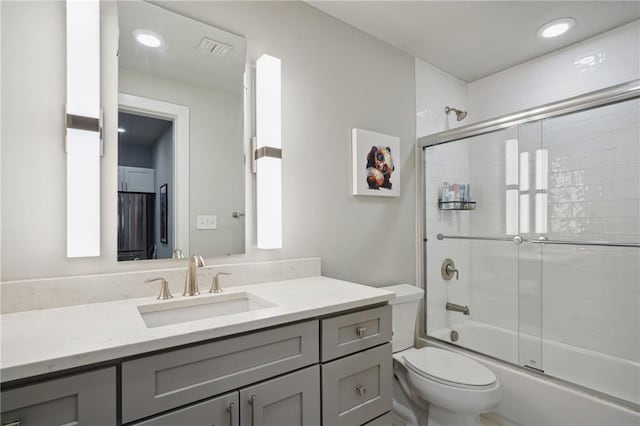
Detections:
355,385,367,396
356,326,367,337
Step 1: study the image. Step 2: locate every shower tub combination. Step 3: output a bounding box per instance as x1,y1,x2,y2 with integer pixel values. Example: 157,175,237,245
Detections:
419,80,640,424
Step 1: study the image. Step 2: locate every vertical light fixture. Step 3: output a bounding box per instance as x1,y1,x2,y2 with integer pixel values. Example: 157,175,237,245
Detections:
255,54,282,249
66,0,101,257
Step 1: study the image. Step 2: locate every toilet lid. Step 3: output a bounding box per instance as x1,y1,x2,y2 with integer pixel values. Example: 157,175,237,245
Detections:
403,347,496,387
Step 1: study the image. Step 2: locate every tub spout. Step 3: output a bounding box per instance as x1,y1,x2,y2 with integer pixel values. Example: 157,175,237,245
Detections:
446,302,470,315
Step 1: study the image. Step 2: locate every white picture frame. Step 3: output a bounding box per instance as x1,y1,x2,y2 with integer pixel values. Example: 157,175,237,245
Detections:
352,128,400,197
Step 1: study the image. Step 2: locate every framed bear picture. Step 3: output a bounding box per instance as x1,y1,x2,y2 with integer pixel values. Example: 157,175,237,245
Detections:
352,128,400,197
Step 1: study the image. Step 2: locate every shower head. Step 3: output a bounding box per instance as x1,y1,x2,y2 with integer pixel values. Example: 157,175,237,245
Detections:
445,106,467,121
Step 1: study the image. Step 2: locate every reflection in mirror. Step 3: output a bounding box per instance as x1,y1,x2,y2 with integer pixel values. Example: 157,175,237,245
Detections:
117,1,246,261
117,112,173,261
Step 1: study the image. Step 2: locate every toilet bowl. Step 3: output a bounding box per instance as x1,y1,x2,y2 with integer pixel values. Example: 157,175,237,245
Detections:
382,285,501,426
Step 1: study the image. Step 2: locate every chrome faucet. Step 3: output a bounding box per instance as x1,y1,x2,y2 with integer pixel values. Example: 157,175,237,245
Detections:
446,302,470,315
184,255,205,296
210,272,231,293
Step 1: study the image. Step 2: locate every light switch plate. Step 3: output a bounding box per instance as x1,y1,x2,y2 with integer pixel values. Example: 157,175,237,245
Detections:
197,215,217,230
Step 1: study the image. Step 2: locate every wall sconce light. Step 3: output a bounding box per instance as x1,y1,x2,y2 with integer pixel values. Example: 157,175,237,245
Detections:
65,0,101,257
254,54,282,249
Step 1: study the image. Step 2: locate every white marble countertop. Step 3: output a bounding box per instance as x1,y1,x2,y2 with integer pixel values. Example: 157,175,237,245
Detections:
1,276,394,382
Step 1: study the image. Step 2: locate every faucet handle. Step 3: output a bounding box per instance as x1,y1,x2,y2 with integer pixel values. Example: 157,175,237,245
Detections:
210,272,231,293
145,277,173,300
441,258,459,280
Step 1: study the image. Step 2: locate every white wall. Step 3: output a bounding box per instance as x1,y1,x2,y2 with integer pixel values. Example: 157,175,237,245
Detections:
152,126,174,259
1,1,416,286
468,21,640,121
415,58,468,138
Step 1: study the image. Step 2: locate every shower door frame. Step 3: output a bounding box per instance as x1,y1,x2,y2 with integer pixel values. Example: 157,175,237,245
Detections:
417,79,640,398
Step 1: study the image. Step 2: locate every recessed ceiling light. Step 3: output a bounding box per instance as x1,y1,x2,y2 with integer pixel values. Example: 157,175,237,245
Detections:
537,18,576,39
133,29,164,48
117,128,126,133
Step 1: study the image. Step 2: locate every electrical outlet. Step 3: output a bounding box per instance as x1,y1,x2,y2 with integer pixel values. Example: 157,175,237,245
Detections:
196,215,217,230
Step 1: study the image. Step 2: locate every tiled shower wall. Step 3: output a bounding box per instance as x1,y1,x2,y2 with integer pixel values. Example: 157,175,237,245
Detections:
541,98,639,362
424,143,470,334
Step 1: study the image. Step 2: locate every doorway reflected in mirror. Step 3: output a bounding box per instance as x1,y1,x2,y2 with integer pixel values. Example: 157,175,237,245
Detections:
117,112,174,261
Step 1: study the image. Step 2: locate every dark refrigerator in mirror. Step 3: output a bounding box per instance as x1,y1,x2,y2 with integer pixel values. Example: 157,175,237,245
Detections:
118,192,155,261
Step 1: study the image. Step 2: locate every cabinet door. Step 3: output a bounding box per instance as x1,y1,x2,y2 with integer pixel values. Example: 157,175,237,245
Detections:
133,391,238,426
122,320,318,423
123,166,155,193
322,343,392,426
240,366,320,426
0,367,116,426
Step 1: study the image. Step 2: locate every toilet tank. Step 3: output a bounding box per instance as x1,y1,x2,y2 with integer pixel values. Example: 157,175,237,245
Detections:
382,284,424,352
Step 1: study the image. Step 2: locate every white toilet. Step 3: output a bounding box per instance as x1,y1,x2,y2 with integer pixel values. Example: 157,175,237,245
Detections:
383,285,501,426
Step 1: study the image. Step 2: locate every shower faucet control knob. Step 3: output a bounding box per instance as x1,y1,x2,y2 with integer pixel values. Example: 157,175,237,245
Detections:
441,258,459,280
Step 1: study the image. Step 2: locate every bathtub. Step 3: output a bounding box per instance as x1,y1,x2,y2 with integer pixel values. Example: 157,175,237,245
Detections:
422,321,640,425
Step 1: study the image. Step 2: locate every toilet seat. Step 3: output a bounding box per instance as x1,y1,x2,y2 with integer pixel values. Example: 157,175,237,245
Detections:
402,347,497,389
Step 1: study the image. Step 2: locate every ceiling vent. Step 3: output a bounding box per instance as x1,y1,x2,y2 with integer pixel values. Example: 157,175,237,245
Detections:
197,38,233,57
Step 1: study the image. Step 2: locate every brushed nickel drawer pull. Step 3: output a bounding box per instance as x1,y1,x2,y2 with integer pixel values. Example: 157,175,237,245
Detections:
3,420,22,426
356,326,367,337
356,385,367,396
249,395,256,426
226,402,235,426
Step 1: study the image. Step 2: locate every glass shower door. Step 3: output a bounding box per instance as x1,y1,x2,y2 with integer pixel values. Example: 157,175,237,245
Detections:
423,88,640,406
515,120,544,371
539,98,640,405
424,124,544,367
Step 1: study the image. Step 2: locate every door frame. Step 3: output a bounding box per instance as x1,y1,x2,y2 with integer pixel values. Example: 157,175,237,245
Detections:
118,93,190,256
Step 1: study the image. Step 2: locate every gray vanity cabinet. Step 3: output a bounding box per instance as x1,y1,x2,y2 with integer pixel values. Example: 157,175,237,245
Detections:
0,367,116,426
239,365,320,426
1,303,391,426
132,391,239,426
121,320,318,423
320,306,393,425
321,344,392,426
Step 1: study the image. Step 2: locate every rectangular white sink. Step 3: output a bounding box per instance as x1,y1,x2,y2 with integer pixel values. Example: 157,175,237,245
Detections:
138,292,276,328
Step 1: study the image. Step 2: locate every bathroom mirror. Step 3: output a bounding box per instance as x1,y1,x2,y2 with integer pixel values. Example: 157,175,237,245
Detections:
117,1,246,261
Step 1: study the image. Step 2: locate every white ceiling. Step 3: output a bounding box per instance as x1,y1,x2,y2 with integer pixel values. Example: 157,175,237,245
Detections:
308,1,640,82
118,1,246,95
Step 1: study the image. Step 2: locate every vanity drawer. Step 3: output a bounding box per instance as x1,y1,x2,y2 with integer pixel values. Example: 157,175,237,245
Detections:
321,343,392,426
121,320,318,423
132,391,238,426
321,305,391,361
0,367,116,426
